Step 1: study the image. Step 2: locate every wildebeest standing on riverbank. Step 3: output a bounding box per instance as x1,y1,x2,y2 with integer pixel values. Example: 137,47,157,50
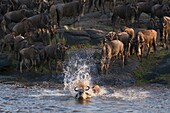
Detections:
134,29,157,61
44,43,70,73
162,16,170,49
100,39,124,74
19,45,40,73
111,3,138,29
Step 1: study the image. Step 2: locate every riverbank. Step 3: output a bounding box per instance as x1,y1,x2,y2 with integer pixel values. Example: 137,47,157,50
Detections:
0,11,170,87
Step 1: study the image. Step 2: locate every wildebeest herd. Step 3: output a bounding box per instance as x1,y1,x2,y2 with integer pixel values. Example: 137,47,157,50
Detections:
0,0,170,74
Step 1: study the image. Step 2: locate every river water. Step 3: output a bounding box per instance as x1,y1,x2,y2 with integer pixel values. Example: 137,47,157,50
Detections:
0,54,170,113
0,81,169,113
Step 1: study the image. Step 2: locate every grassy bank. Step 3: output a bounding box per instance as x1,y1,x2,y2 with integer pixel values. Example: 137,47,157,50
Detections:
134,48,170,85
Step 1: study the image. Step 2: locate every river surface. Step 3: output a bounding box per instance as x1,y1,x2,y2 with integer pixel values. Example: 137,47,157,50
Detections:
0,80,169,113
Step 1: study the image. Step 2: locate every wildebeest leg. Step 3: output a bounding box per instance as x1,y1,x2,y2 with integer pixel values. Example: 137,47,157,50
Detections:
130,43,134,55
30,59,37,72
1,43,5,53
121,52,125,68
147,43,151,57
101,0,105,14
152,39,157,52
94,0,99,11
111,15,117,30
165,30,169,49
48,59,52,73
127,43,131,57
87,0,93,12
34,60,37,72
20,59,24,73
141,46,144,62
73,16,76,28
29,59,34,71
55,59,58,73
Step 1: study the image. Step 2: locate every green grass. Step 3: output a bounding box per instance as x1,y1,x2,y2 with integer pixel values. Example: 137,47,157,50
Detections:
134,48,170,85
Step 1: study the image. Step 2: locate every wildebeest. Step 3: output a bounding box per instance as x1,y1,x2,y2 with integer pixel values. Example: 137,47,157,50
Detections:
100,39,124,74
87,0,111,14
106,31,131,58
54,0,85,27
92,83,101,95
151,4,170,21
116,32,131,57
1,9,35,33
12,18,36,36
14,35,29,59
135,0,162,23
134,29,157,61
111,3,138,29
19,45,40,73
10,0,35,10
122,26,135,55
1,34,15,52
44,43,69,73
74,86,92,100
162,16,170,49
27,13,51,30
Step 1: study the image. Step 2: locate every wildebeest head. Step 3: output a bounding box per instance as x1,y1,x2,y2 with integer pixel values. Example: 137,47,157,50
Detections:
55,43,70,61
74,86,91,100
106,32,116,41
127,3,139,23
40,13,51,28
162,4,170,17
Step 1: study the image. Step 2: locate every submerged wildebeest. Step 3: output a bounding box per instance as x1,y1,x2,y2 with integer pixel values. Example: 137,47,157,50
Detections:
162,16,170,49
100,39,124,74
19,45,40,73
74,80,102,101
74,86,92,101
134,29,157,61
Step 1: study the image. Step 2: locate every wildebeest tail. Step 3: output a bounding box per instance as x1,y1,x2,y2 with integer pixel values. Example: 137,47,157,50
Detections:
18,52,22,63
56,8,60,27
98,0,102,7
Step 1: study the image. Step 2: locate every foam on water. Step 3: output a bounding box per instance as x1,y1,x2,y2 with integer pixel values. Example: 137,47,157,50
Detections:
29,89,69,97
106,87,150,100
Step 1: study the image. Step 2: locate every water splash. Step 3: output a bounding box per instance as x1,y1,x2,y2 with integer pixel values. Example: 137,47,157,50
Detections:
63,54,95,96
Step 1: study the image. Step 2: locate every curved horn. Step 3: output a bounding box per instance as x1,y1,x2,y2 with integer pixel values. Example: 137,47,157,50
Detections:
74,87,79,92
85,86,90,91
